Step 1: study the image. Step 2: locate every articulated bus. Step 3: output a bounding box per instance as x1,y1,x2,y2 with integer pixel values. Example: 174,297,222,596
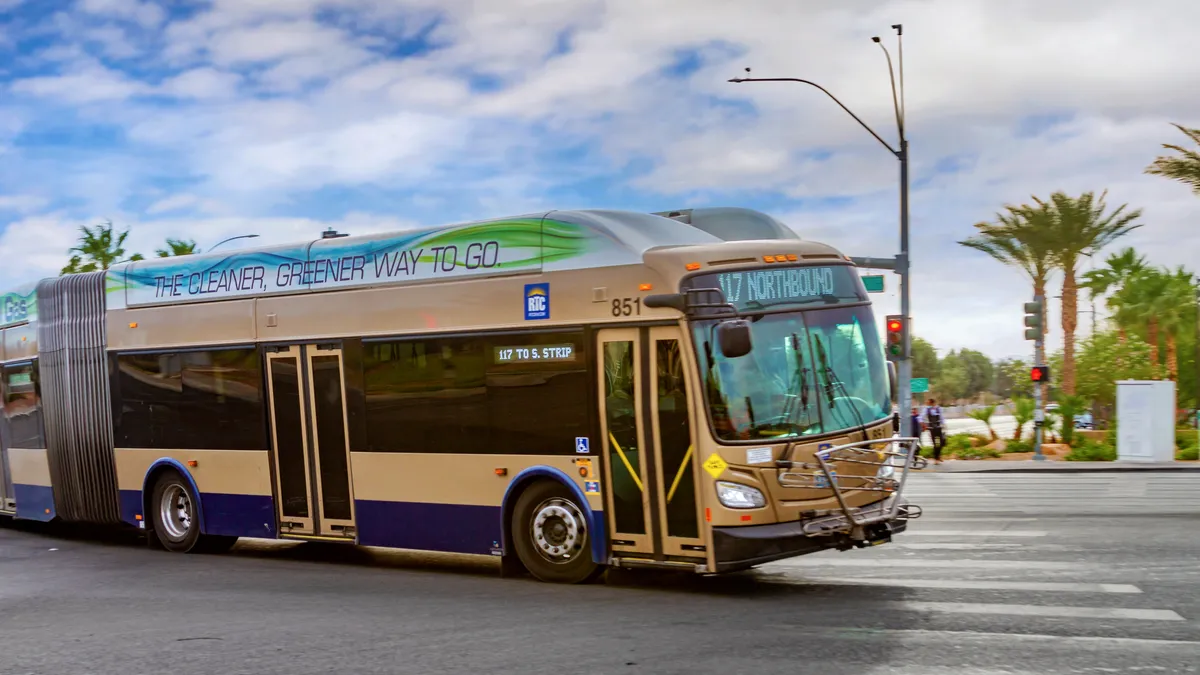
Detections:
0,206,921,583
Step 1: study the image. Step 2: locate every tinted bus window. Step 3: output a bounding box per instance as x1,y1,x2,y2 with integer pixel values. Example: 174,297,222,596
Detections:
363,332,589,454
113,348,266,450
2,362,44,449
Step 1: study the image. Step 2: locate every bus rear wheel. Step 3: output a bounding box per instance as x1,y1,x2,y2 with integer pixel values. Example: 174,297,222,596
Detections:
150,471,237,554
511,480,600,584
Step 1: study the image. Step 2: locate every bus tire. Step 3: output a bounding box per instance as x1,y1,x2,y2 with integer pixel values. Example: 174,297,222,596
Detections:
151,471,203,553
511,480,600,584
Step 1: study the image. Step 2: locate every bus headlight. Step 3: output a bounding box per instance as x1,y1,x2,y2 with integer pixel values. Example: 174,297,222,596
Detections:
716,481,766,509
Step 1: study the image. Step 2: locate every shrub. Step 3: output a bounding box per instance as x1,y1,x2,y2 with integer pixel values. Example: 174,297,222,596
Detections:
953,446,1002,460
945,434,975,453
1004,439,1033,454
1177,445,1199,461
1176,429,1197,449
1065,440,1117,462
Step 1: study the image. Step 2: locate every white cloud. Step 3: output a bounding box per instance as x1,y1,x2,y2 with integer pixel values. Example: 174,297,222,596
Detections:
10,59,151,103
159,68,241,100
0,194,49,214
145,193,226,215
78,0,166,29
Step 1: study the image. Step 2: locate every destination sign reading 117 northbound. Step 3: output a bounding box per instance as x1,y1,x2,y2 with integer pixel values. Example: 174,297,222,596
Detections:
494,344,576,364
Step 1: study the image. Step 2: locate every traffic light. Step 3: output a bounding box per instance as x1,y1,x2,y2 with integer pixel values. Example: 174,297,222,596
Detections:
1030,365,1050,383
1023,299,1043,341
885,314,906,360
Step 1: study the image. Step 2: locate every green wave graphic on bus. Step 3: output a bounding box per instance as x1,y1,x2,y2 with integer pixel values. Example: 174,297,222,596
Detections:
408,218,590,269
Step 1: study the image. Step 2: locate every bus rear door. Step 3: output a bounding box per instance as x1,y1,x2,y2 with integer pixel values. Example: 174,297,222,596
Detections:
265,343,356,541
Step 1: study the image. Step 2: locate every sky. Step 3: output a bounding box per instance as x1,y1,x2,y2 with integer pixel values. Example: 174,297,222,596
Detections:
0,0,1197,361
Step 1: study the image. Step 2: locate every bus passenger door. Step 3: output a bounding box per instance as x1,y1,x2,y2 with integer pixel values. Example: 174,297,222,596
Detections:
597,327,704,563
265,344,356,540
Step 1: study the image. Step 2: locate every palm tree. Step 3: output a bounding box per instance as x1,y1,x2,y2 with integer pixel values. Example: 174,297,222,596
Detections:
1081,247,1148,342
1145,124,1200,195
61,220,144,275
1011,396,1035,442
958,202,1056,340
156,238,200,257
1123,268,1170,370
1036,191,1143,395
967,404,998,441
1156,267,1197,382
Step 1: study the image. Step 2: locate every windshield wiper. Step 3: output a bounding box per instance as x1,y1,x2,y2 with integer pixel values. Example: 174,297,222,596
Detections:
780,332,810,427
813,336,868,432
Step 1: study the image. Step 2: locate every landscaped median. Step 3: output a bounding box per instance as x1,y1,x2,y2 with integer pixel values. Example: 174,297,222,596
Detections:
916,427,1199,464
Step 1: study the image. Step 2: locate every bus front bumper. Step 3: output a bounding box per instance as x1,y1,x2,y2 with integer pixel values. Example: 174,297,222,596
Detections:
710,498,919,573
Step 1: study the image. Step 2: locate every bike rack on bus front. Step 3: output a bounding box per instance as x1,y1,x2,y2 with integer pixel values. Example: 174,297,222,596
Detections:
775,436,925,538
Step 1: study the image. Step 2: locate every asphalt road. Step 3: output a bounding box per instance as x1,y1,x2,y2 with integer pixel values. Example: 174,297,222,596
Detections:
2,472,1197,675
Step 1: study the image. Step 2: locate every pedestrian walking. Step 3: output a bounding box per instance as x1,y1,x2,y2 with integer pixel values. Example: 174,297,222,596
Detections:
923,398,946,463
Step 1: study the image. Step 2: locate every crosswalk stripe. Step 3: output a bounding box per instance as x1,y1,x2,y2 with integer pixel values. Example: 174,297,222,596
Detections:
778,577,1141,593
903,530,1047,537
774,558,1075,570
891,542,1025,550
824,628,1200,649
915,517,1039,522
896,601,1185,621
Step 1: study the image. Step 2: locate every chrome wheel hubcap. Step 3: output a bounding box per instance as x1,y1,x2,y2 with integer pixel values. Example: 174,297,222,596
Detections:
531,498,585,563
159,484,192,541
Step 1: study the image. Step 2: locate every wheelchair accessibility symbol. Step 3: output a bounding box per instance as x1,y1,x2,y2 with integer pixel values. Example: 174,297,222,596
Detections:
575,437,590,454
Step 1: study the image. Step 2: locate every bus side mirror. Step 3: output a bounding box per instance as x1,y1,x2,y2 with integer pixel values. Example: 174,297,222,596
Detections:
716,320,752,358
887,361,898,403
644,294,686,312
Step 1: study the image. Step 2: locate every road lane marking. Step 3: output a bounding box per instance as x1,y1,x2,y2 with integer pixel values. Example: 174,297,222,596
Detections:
779,577,1141,593
903,530,1047,537
822,628,1200,649
897,601,1185,621
774,558,1075,570
891,542,1025,550
915,518,1039,523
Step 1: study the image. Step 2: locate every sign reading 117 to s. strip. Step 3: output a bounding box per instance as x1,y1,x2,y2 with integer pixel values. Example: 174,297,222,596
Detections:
910,378,930,394
861,275,885,293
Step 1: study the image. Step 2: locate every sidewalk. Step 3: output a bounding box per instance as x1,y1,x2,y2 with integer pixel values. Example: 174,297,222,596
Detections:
918,460,1200,473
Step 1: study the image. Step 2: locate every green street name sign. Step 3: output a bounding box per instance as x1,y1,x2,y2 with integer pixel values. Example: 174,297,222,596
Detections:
861,275,885,293
910,377,930,394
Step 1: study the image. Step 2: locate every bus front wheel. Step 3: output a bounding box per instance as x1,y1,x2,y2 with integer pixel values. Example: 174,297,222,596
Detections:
511,480,600,584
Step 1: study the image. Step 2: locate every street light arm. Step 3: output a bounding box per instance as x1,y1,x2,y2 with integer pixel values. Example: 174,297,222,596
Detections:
875,42,904,138
209,234,260,252
728,77,899,157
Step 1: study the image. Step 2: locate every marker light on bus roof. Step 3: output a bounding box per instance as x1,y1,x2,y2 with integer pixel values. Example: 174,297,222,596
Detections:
686,262,701,271
638,283,653,291
786,254,798,261
763,256,776,263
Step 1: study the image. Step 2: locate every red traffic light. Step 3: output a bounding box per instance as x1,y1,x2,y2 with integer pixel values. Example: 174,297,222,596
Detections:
887,319,902,332
1030,365,1050,383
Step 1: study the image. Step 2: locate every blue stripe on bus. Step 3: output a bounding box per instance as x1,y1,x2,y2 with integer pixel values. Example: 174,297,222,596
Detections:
355,500,501,555
14,483,55,521
119,489,276,539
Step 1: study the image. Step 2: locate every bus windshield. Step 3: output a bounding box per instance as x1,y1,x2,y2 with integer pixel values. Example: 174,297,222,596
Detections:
691,305,892,442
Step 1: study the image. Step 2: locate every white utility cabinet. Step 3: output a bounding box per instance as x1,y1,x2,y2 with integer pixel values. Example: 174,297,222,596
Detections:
1115,380,1176,462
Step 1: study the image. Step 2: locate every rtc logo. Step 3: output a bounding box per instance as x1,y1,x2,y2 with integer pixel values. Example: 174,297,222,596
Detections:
524,283,550,321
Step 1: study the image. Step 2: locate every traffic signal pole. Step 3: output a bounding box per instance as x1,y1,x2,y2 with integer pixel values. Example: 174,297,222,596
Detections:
1027,294,1046,461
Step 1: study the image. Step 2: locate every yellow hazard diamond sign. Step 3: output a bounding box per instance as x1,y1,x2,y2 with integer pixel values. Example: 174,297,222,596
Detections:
703,453,728,479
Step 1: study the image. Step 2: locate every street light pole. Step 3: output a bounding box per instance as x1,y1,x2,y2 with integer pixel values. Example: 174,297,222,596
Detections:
730,24,912,435
208,234,260,252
